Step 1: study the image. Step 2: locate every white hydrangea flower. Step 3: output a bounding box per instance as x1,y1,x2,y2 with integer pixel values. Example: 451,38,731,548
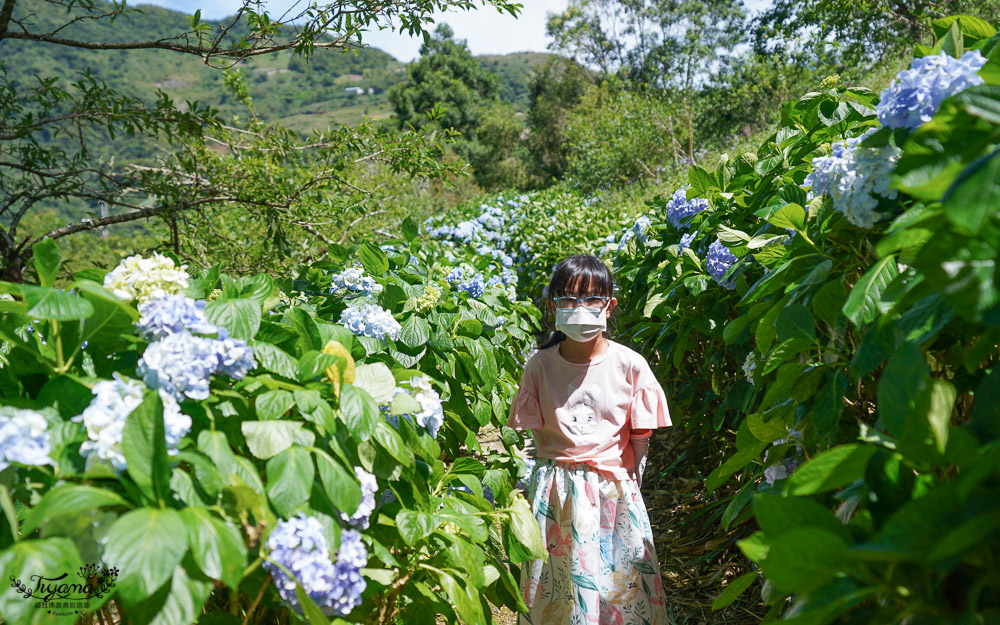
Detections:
104,252,190,304
742,353,756,385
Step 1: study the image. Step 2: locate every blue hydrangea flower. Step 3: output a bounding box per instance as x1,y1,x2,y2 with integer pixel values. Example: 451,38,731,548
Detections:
486,275,503,288
138,332,220,401
263,514,367,617
213,331,256,379
339,304,401,341
342,466,378,530
386,376,444,438
72,374,190,471
137,295,216,340
665,188,710,228
877,50,986,129
330,267,383,297
0,406,54,472
445,265,486,298
803,128,900,229
706,238,739,290
679,232,696,252
632,215,652,244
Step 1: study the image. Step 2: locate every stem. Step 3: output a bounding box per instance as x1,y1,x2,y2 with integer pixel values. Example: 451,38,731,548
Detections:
241,573,270,625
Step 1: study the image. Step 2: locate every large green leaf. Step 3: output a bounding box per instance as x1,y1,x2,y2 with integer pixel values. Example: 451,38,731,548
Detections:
358,241,390,276
102,508,188,605
396,510,437,546
250,342,299,379
32,238,61,288
265,446,314,517
21,285,94,321
180,508,247,590
941,146,1000,234
842,256,899,326
122,391,172,505
877,343,931,437
711,571,757,612
373,421,413,468
125,555,212,625
755,527,848,594
398,314,430,349
502,494,547,564
314,449,363,515
255,390,295,420
241,421,302,460
21,485,131,535
0,538,85,625
785,444,877,496
339,384,378,441
205,298,261,342
753,493,850,541
775,305,816,342
353,362,397,404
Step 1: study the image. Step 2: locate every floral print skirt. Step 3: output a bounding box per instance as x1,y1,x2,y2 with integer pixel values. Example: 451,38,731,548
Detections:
518,459,667,625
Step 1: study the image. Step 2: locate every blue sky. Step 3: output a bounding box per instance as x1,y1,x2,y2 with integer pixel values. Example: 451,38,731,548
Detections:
137,0,771,62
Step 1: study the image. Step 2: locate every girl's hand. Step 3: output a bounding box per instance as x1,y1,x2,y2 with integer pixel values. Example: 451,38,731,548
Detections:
629,429,652,489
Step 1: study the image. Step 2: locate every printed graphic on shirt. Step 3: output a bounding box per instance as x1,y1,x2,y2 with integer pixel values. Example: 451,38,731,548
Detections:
564,382,600,436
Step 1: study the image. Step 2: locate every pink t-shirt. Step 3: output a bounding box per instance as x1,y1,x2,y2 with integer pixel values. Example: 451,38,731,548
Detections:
506,340,671,480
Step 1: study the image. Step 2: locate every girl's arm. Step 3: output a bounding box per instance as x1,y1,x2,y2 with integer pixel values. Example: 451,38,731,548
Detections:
629,428,652,488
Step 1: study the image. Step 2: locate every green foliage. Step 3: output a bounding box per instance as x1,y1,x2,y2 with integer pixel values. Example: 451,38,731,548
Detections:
0,212,545,623
606,16,1000,623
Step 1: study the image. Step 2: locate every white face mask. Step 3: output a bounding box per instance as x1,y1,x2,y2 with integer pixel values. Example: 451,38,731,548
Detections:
555,306,607,343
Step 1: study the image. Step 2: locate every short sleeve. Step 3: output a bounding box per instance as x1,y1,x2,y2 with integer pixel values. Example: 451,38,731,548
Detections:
507,364,543,430
628,359,672,429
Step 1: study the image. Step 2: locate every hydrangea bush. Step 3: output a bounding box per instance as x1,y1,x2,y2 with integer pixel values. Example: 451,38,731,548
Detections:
0,232,545,624
609,18,1000,622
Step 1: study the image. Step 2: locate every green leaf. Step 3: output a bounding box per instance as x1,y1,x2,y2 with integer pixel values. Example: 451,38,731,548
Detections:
205,298,262,341
295,580,332,625
437,569,485,625
373,421,413,468
297,351,340,382
756,527,848,594
706,441,767,493
399,314,430,349
22,484,131,535
339,383,378,441
711,571,757,611
396,510,437,546
354,362,397,404
266,446,314,517
0,538,84,625
762,338,813,375
842,256,899,326
75,280,139,344
401,217,419,242
21,285,94,321
785,444,877,496
723,316,751,344
775,305,816,342
314,449,363,515
102,508,188,605
503,494,547,563
877,343,931,437
32,238,61,288
753,493,850,541
122,390,171,504
768,203,805,231
358,241,390,276
180,507,247,590
241,421,302,460
255,389,295,420
251,342,299,379
812,372,848,438
926,379,956,454
941,147,1000,234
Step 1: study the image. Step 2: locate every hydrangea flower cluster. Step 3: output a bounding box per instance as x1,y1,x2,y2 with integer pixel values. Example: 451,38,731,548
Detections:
330,267,384,298
445,265,486,299
706,239,739,290
742,353,756,385
476,245,514,268
139,331,255,401
137,295,216,340
72,374,190,471
665,188,710,228
342,466,378,529
385,375,444,438
263,514,367,617
804,128,901,229
678,232,696,252
339,304,401,341
0,406,54,472
877,50,986,129
764,457,801,485
414,285,441,313
104,252,189,304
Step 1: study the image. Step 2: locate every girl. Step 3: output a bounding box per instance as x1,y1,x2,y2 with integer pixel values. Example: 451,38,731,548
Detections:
508,254,670,625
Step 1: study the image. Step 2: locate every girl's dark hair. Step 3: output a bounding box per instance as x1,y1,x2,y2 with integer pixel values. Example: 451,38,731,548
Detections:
538,255,616,350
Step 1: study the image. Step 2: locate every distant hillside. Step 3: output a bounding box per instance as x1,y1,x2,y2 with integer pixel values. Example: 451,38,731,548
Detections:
1,0,559,131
